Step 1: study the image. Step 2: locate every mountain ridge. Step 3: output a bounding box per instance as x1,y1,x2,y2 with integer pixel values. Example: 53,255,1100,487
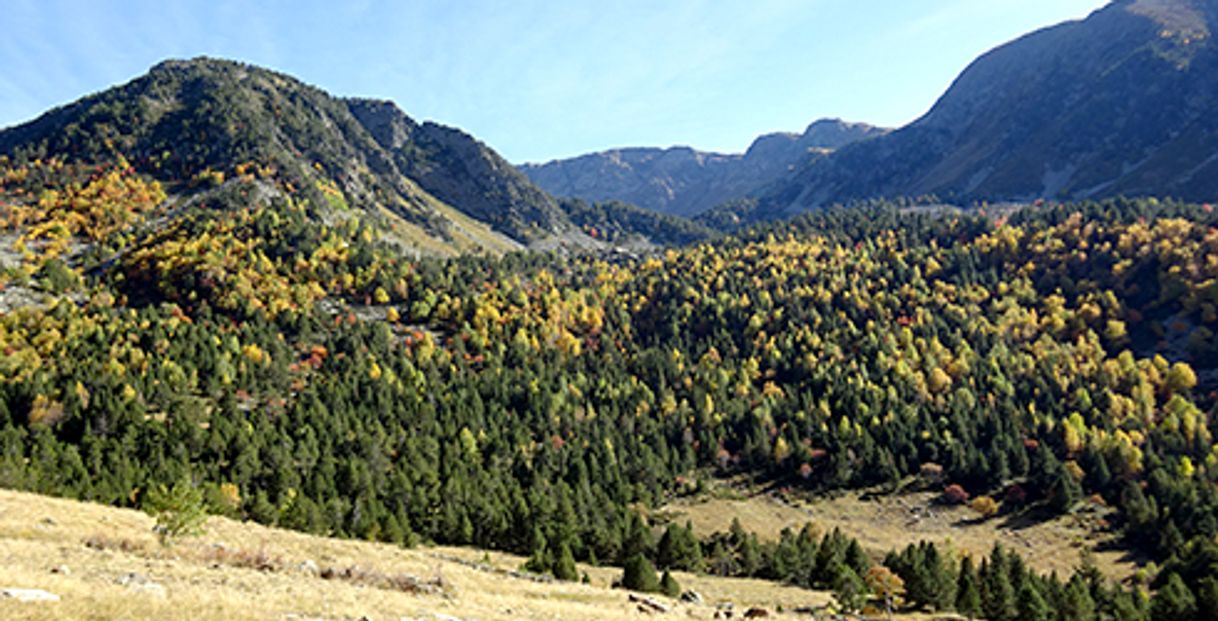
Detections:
748,0,1218,221
0,57,590,255
519,119,886,218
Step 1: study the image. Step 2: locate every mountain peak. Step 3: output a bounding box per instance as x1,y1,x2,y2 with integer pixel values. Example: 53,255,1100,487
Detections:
0,57,575,253
738,0,1218,220
347,98,418,151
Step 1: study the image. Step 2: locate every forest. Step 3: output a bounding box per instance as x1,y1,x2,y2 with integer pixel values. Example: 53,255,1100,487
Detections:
2,153,1218,619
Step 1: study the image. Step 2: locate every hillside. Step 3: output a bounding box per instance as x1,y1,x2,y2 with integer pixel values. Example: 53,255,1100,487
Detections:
0,489,840,621
747,0,1218,221
347,99,570,242
0,56,724,274
520,119,885,218
0,58,576,254
4,185,1218,618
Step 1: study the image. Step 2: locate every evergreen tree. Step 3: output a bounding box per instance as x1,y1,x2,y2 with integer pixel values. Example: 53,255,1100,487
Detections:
143,476,208,545
1061,575,1097,621
621,554,661,593
814,529,846,587
983,556,1018,621
1110,589,1149,621
621,512,653,563
739,532,763,577
656,523,680,569
1048,467,1082,514
832,564,867,614
702,538,732,576
844,538,871,576
1195,577,1218,621
552,540,579,581
1151,573,1196,621
1016,581,1051,621
524,526,550,574
923,542,955,611
660,570,681,598
956,556,983,619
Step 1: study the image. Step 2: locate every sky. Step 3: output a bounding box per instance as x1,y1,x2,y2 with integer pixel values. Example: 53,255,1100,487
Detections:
0,0,1110,164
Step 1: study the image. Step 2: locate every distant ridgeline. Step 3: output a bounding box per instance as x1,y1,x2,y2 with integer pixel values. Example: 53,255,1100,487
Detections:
730,0,1218,227
528,0,1218,232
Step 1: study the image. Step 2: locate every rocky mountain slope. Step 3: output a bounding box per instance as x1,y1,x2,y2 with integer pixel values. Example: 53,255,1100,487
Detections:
347,99,569,242
0,58,570,253
751,0,1218,220
520,119,885,217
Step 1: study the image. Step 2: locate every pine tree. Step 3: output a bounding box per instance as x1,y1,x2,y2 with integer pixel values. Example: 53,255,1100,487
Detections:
1110,589,1149,621
814,529,845,587
1061,575,1097,621
524,526,550,574
657,524,679,569
621,512,653,563
1048,467,1081,514
844,538,871,576
1151,573,1196,621
660,570,681,598
956,556,983,619
982,556,1017,621
1016,581,1051,621
1195,577,1218,621
739,532,763,577
143,476,208,545
832,564,867,614
552,540,579,581
923,542,955,611
621,554,661,593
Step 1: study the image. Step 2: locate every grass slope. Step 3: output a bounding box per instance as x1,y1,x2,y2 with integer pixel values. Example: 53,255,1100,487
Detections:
0,489,844,621
661,485,1138,583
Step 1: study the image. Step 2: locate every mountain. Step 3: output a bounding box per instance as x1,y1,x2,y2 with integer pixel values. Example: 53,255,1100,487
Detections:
519,119,885,218
0,57,568,253
750,0,1218,220
346,99,569,242
557,197,716,247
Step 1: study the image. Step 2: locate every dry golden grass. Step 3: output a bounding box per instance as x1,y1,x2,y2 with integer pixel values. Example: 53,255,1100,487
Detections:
2,485,1131,621
0,488,850,621
660,487,1138,582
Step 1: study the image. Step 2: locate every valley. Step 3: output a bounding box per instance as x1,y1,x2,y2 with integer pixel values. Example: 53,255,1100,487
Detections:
2,2,1218,620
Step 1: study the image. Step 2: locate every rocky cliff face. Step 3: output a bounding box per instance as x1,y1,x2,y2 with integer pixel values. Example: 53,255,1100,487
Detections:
349,99,568,241
520,119,885,217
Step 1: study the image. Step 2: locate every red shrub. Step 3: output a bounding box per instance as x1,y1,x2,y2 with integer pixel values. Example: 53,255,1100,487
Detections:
942,484,970,505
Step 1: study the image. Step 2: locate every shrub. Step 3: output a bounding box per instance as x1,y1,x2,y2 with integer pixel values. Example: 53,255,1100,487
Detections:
143,477,208,545
969,495,1000,518
942,484,970,505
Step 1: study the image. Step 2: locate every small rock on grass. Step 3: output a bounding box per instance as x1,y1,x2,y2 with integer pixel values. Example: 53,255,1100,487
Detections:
1,587,61,602
115,572,166,597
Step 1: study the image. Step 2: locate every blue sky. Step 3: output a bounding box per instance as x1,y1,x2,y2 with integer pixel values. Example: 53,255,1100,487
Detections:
1,0,1109,163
